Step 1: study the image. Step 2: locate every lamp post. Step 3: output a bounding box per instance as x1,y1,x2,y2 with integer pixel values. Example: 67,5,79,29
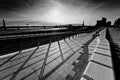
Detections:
3,19,6,30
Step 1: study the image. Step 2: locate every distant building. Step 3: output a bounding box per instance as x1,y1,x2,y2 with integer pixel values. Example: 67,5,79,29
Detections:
96,17,108,27
106,21,111,27
102,17,107,23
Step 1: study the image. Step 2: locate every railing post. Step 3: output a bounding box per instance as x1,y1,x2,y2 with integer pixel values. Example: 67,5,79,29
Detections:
69,34,71,40
76,33,78,38
37,38,40,48
19,39,22,52
72,34,74,39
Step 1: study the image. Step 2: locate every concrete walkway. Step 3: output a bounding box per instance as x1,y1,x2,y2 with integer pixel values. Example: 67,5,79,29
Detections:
81,29,115,80
0,32,95,80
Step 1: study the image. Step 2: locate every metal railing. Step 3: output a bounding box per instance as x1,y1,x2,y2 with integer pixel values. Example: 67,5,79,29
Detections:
0,29,99,80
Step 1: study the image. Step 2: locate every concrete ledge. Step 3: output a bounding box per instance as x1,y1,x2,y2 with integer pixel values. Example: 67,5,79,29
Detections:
81,29,115,80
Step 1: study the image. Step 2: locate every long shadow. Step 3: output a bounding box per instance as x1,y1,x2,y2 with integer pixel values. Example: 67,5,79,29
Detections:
90,60,113,69
69,39,81,47
21,46,77,80
0,47,39,80
43,47,82,80
95,52,111,57
97,47,110,50
16,42,77,80
0,41,71,80
64,39,74,52
0,43,59,71
82,74,94,80
0,37,51,67
89,46,95,48
99,43,109,46
73,37,84,44
0,36,67,69
9,47,39,80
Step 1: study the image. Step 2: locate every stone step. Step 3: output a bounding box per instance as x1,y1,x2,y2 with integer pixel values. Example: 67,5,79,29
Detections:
81,29,115,80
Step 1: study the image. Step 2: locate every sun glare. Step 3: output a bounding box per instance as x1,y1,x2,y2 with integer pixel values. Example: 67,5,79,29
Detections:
42,6,83,24
42,7,68,24
52,9,60,16
48,8,64,23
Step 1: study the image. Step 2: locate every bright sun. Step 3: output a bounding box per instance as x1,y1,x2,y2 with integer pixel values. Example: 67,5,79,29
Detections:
42,6,78,24
44,8,66,23
50,9,63,22
52,9,60,16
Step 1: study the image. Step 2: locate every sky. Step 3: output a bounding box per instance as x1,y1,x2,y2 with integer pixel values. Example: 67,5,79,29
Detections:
0,0,120,25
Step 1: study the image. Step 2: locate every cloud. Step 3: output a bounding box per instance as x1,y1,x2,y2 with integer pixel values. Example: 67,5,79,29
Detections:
0,0,120,25
58,0,120,10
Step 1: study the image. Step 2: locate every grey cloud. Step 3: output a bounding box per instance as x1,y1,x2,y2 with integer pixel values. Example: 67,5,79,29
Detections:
0,0,46,13
58,0,120,9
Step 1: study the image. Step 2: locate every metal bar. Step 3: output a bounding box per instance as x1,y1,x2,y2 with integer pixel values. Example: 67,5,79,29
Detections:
19,38,22,52
39,38,51,80
69,34,71,40
9,47,39,80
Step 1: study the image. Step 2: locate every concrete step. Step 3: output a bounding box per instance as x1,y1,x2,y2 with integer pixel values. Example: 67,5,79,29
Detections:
81,29,115,80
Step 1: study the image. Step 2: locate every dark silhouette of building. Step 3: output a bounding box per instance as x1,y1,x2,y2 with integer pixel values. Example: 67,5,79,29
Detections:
96,17,108,27
106,21,111,27
102,17,107,23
